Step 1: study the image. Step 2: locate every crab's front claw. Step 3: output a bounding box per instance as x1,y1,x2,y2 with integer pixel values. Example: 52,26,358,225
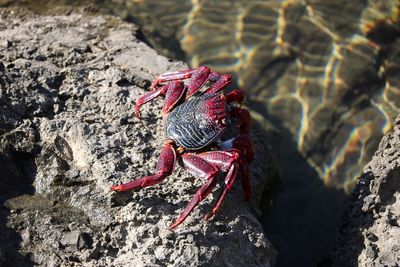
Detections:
233,135,254,162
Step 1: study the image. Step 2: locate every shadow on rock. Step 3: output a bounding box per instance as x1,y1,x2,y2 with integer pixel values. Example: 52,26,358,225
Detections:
0,152,36,267
318,172,376,267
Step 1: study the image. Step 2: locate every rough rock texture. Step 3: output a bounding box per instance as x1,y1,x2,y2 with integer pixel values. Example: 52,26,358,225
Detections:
324,115,400,266
0,10,279,267
100,2,400,266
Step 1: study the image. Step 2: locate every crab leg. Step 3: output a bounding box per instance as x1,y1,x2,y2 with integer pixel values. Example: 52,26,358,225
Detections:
225,89,245,104
150,68,194,91
150,66,211,95
110,143,176,191
238,158,252,201
218,136,253,200
204,74,233,94
218,88,253,195
233,135,253,200
230,106,251,134
185,66,211,97
197,150,242,219
136,67,214,117
135,81,184,117
169,154,218,229
162,81,185,114
134,83,168,117
232,134,254,162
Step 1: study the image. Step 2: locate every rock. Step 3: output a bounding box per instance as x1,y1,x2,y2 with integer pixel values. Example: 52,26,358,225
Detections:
324,115,400,266
2,39,12,48
0,10,279,267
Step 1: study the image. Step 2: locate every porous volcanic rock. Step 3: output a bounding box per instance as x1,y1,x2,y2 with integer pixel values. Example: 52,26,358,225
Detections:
324,115,400,266
0,10,279,267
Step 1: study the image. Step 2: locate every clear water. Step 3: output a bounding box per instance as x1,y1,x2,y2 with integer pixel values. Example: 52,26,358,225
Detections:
3,0,400,266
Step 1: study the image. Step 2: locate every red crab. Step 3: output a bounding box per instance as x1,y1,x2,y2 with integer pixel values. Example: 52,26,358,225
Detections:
111,66,254,229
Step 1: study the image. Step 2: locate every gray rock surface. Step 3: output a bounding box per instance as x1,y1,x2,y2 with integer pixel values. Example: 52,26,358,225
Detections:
325,115,400,266
0,10,279,267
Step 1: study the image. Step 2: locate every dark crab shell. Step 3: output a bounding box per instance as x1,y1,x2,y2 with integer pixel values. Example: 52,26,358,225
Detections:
164,93,228,150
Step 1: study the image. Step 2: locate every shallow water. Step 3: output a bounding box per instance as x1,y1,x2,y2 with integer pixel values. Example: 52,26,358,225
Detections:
2,0,400,266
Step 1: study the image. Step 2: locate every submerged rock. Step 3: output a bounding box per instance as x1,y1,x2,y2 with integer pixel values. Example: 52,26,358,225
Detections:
0,10,279,267
325,115,400,266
